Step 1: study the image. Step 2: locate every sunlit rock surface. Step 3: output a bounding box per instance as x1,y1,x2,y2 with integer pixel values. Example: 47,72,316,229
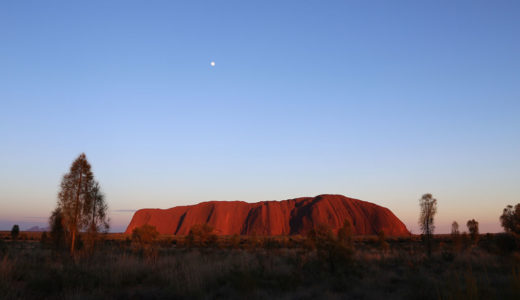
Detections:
125,194,409,236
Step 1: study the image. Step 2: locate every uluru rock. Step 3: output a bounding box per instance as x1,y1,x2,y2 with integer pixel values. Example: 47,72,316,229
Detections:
125,194,409,236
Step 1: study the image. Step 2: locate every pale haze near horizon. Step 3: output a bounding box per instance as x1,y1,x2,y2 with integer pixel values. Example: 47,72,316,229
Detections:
1,1,519,233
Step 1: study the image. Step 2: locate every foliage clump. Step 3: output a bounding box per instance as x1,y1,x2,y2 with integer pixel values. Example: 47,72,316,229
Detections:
49,207,67,251
186,224,218,248
229,234,241,249
451,221,462,252
501,204,520,235
10,225,19,241
132,224,159,246
467,219,479,244
377,230,389,255
132,224,159,261
307,220,355,273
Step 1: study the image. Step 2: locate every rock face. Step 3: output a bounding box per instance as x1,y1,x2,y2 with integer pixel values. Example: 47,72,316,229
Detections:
125,194,409,236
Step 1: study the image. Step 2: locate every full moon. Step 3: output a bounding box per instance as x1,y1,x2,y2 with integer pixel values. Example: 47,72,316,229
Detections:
210,61,215,67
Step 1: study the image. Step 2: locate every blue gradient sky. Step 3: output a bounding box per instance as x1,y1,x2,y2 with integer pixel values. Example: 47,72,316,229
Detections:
1,1,519,233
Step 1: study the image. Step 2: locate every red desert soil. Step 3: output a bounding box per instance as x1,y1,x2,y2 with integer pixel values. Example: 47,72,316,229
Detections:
125,194,409,236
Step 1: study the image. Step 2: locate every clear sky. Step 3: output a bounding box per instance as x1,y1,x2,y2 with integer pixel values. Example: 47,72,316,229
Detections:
1,1,519,233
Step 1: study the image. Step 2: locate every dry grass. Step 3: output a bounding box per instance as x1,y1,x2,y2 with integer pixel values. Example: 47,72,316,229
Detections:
0,234,519,299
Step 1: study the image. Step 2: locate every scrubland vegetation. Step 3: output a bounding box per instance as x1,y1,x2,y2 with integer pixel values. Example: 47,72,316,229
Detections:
1,229,520,299
2,157,519,299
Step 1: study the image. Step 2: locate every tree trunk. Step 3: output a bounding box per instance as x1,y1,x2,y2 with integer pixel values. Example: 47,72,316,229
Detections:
91,189,96,232
71,168,83,255
71,231,76,255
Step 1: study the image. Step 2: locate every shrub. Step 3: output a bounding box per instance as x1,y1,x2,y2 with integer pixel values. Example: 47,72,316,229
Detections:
0,239,6,257
245,232,262,249
307,223,334,250
377,230,390,255
441,248,455,261
501,204,520,234
335,220,355,261
40,232,48,245
467,219,479,244
229,234,241,249
49,207,67,251
132,224,159,246
10,225,19,241
451,221,460,235
187,224,217,248
495,233,518,254
307,222,355,273
337,219,354,245
451,221,462,252
131,224,159,261
461,232,471,249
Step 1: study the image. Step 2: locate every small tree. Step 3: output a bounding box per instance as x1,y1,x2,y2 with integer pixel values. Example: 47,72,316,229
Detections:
337,219,354,246
132,224,159,246
337,219,356,260
451,221,462,252
333,223,355,271
467,219,479,243
11,225,20,240
88,182,109,233
40,232,48,245
132,224,159,261
308,224,335,269
308,222,354,273
307,224,334,249
419,193,437,257
451,221,460,236
377,230,390,256
49,207,67,250
52,153,109,255
187,224,217,248
500,204,520,234
84,181,109,252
